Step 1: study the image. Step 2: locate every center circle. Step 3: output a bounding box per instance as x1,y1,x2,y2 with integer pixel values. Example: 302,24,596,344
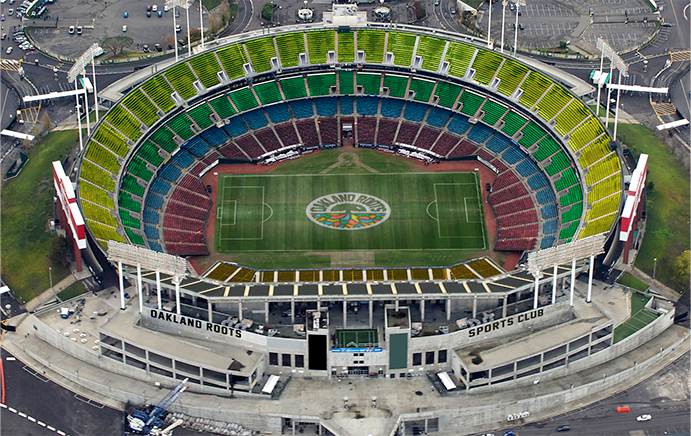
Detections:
306,192,391,230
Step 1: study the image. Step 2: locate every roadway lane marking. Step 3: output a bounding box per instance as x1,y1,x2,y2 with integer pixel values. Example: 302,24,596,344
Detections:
8,407,16,413
27,416,36,422
2,403,71,435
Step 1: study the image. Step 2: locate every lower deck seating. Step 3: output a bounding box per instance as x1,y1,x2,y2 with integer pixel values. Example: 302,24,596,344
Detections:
318,118,339,145
235,135,266,158
430,133,458,156
448,140,477,158
395,123,419,145
413,127,440,150
274,123,300,147
376,119,399,146
255,129,282,152
357,118,377,143
296,120,320,148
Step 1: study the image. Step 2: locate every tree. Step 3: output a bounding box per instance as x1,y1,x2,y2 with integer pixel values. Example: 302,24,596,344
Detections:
413,1,425,20
160,34,175,49
101,36,134,56
40,111,52,134
189,28,202,43
262,3,273,21
673,250,690,289
22,137,31,150
559,41,567,49
208,11,225,33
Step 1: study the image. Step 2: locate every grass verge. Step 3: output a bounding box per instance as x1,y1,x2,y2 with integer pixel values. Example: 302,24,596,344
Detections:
1,130,81,302
57,282,87,302
617,272,649,292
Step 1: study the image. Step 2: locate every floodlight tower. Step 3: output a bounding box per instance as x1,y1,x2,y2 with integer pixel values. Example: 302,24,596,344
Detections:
67,43,102,152
596,38,628,141
166,0,193,61
500,0,508,53
513,0,525,56
487,0,493,48
199,0,205,50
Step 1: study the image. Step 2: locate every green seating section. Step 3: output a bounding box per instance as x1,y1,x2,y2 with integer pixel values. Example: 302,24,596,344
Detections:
559,220,579,240
307,73,336,96
127,157,153,181
518,121,545,148
120,209,140,229
121,89,159,127
136,141,164,166
472,49,503,85
104,107,142,142
357,30,385,63
339,71,354,95
387,31,416,67
164,63,197,100
445,41,476,79
280,77,308,100
458,91,484,116
216,43,248,80
588,173,620,203
409,79,435,102
519,71,551,109
121,174,145,197
93,123,130,157
585,194,620,221
561,202,583,223
142,75,176,113
585,153,620,185
166,113,195,140
545,151,571,176
81,202,117,227
480,100,507,126
535,85,572,122
307,30,335,64
189,52,222,88
85,143,119,173
81,160,115,191
496,58,529,97
501,110,527,136
357,73,381,95
187,103,214,130
87,220,125,245
383,75,408,98
434,82,462,109
230,88,259,112
532,136,560,161
208,95,236,119
245,37,276,72
554,100,590,135
567,117,605,151
125,227,145,245
579,214,616,238
560,185,583,207
578,135,611,168
79,181,113,209
118,191,141,213
417,34,445,71
338,31,355,63
254,81,283,105
149,127,177,153
276,33,304,68
554,168,579,191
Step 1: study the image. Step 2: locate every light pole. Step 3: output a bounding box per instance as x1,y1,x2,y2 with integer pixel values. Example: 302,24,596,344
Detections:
49,267,53,289
501,0,508,53
653,258,657,279
487,0,493,48
513,0,526,56
199,0,204,50
166,0,192,61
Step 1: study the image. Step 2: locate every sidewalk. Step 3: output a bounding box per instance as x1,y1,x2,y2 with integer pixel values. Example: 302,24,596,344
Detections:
24,269,91,312
628,266,681,301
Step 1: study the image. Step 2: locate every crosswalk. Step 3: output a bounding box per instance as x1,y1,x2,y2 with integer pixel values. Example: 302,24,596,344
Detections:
651,101,677,117
670,50,691,63
0,59,22,72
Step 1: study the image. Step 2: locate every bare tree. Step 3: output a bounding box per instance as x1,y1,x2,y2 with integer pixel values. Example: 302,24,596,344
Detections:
40,111,52,134
101,36,134,56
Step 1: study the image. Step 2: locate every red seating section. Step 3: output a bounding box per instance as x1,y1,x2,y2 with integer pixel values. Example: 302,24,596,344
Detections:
395,122,419,145
161,175,212,256
274,123,300,147
413,127,440,150
356,118,377,143
255,129,282,152
296,120,320,148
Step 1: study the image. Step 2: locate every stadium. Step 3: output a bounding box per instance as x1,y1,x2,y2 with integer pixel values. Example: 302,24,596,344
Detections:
25,8,680,436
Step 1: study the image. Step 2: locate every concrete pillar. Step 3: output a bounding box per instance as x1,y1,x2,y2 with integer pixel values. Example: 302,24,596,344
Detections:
118,261,126,310
533,274,540,309
174,277,181,316
587,255,594,303
395,299,399,311
502,295,508,318
551,264,558,304
265,301,269,325
207,299,213,323
420,299,425,322
137,264,143,314
369,299,373,328
291,300,295,324
156,271,162,310
472,295,477,319
343,300,347,328
238,301,243,321
570,259,576,306
446,298,451,321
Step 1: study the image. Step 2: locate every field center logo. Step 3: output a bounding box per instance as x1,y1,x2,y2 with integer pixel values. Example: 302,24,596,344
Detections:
306,192,391,230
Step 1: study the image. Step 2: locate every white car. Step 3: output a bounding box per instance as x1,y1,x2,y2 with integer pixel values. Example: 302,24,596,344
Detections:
122,24,127,32
163,4,169,11
636,414,652,422
68,25,75,34
151,4,157,11
5,46,12,54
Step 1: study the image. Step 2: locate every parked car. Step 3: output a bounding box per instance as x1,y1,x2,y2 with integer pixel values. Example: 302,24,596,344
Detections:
146,4,151,11
147,11,151,17
0,34,5,40
175,23,181,32
76,26,82,35
1,14,6,21
636,415,652,422
152,4,157,11
123,11,128,18
68,25,75,34
6,46,12,54
122,24,127,32
154,43,161,51
8,9,13,15
142,44,149,52
157,10,162,17
556,426,570,432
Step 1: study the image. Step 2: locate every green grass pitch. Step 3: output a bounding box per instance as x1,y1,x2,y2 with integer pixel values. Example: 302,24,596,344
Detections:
214,172,487,253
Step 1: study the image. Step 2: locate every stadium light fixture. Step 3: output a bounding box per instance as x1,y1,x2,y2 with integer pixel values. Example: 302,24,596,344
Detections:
500,0,508,54
166,0,193,61
596,38,628,141
513,0,526,56
199,0,205,50
487,0,492,49
67,43,102,151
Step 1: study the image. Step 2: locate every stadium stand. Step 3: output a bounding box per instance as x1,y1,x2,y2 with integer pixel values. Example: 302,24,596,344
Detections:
121,89,159,127
339,71,354,94
245,37,276,72
265,103,292,124
307,73,337,96
445,41,476,79
519,71,552,109
434,81,462,108
383,75,408,98
164,62,198,100
208,95,236,119
417,34,446,71
274,122,300,146
357,30,385,64
471,49,503,85
338,31,355,63
254,81,283,105
241,109,269,130
216,43,248,80
356,117,377,144
403,101,428,122
188,52,222,89
307,30,335,64
480,100,507,126
187,104,214,130
276,32,305,68
280,77,308,100
495,58,529,97
387,31,416,66
356,97,379,116
458,91,484,116
409,79,435,102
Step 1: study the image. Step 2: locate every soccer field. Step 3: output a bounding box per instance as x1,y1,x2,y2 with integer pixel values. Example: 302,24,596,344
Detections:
214,172,487,253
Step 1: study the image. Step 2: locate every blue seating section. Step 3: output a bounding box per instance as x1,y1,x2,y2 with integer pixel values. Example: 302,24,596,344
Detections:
241,109,269,130
148,240,163,252
543,219,558,234
380,99,404,118
314,98,338,116
170,150,195,168
447,114,471,135
356,97,379,116
502,145,528,164
143,207,160,224
224,117,248,137
145,224,159,239
149,178,172,196
535,187,556,205
485,134,511,154
426,107,451,127
265,104,291,123
527,173,549,190
403,102,428,122
540,235,556,249
516,159,540,177
159,163,182,182
200,127,228,147
340,97,354,115
182,137,211,157
541,203,557,219
467,123,494,143
289,100,314,118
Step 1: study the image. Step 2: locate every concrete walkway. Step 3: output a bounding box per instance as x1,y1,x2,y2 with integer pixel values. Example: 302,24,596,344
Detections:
628,266,681,301
24,269,92,312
